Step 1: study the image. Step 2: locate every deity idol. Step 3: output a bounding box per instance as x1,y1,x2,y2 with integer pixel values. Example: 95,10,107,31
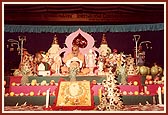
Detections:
85,49,97,75
51,53,62,75
97,55,105,75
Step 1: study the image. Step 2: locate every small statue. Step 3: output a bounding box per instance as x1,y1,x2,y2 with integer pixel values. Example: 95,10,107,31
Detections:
48,35,61,59
47,35,62,75
34,51,51,76
85,49,96,75
97,56,105,75
116,53,127,85
99,34,111,57
51,53,62,75
137,45,145,66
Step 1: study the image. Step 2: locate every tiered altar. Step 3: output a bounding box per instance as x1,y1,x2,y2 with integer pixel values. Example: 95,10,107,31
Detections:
4,28,165,111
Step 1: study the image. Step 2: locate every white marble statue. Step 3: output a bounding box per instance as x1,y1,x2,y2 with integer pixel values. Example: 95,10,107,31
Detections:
97,55,106,75
85,49,96,75
47,35,62,75
51,53,62,75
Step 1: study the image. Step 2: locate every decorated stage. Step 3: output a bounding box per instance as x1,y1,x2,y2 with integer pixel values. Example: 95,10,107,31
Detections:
3,28,165,112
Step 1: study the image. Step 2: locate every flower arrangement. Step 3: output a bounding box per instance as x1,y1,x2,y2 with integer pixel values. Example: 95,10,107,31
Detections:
69,61,80,81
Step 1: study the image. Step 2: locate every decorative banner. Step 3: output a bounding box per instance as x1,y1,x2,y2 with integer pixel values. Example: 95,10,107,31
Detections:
57,81,91,106
4,23,163,33
52,80,94,110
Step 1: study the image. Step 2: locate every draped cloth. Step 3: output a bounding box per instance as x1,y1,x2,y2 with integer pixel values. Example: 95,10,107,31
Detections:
4,23,163,33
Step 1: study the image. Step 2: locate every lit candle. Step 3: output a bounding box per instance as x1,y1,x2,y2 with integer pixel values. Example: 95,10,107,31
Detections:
15,102,18,106
4,80,6,94
46,88,50,108
144,86,147,94
157,86,162,105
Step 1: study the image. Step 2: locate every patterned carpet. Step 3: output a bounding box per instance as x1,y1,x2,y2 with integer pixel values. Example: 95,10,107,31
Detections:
4,104,164,112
